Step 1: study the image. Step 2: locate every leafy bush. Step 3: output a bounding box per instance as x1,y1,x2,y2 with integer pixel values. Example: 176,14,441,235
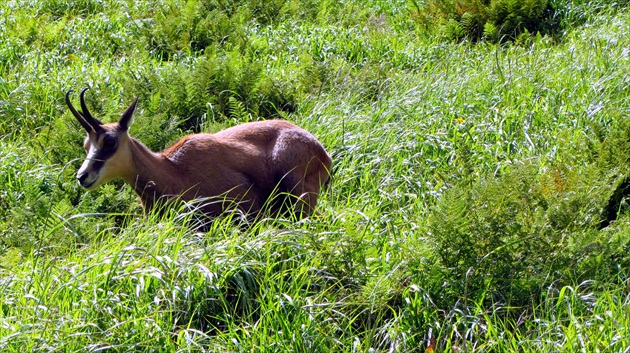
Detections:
142,0,247,58
141,0,328,59
410,0,627,42
141,52,298,131
39,0,107,18
411,0,552,41
428,163,614,306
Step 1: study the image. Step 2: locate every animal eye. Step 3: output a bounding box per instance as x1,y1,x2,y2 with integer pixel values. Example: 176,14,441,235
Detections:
103,136,117,149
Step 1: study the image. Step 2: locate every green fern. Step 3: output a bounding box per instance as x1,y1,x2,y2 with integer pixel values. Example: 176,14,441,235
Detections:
428,163,610,306
414,0,551,41
483,21,498,39
227,95,248,121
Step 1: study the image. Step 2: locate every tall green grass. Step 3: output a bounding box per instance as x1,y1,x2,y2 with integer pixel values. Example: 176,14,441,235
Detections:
1,0,629,351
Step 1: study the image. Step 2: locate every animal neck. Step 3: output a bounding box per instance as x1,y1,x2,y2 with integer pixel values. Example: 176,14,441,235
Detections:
123,138,177,212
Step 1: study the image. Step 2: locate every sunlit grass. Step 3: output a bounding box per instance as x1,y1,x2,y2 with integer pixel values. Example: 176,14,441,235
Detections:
0,0,629,351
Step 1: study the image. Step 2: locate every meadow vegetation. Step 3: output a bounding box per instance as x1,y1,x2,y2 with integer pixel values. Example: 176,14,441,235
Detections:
0,0,629,351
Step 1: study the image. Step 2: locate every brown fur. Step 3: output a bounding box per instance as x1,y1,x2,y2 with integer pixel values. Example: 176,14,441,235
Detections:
78,118,331,219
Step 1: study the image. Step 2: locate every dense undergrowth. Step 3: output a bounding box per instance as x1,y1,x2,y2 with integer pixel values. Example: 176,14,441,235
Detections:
1,0,629,351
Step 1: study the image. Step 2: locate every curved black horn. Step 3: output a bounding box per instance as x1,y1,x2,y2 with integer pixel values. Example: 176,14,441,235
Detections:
66,90,93,132
79,88,103,128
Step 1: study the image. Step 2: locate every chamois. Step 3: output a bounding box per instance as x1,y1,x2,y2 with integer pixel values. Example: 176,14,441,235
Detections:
66,88,332,220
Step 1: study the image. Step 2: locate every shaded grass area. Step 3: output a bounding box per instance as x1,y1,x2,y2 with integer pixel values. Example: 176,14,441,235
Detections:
1,0,629,351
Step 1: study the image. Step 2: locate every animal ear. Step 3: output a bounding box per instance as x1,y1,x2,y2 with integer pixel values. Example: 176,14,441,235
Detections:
118,97,138,131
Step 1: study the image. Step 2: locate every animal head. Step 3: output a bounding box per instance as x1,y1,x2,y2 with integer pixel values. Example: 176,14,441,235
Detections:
66,88,138,190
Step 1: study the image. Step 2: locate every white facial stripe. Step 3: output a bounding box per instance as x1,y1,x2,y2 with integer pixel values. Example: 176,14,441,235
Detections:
79,144,99,174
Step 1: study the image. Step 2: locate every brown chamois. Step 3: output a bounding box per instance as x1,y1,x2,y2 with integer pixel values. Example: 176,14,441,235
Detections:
66,88,332,220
